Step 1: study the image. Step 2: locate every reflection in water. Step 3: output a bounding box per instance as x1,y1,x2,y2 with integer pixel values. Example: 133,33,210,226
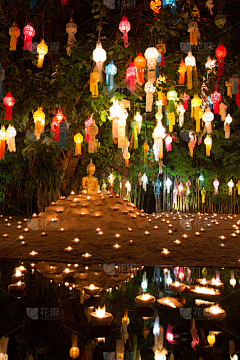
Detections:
0,261,240,359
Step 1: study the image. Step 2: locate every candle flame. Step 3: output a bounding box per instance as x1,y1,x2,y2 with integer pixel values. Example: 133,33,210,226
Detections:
17,281,21,286
96,306,106,318
163,298,176,308
209,305,223,314
89,284,95,290
142,294,151,300
175,281,180,287
193,286,218,295
15,269,22,277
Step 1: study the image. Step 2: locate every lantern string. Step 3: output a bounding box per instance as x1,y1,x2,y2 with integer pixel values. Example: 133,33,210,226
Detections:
98,11,103,41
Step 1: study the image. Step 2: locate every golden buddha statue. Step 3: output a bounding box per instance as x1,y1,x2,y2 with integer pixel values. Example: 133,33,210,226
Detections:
82,159,98,194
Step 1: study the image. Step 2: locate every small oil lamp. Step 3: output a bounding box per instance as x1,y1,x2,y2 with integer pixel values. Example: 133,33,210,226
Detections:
2,234,9,238
29,251,38,257
82,252,92,258
135,293,155,307
113,244,121,249
64,246,73,252
90,306,113,326
161,248,170,255
174,239,181,245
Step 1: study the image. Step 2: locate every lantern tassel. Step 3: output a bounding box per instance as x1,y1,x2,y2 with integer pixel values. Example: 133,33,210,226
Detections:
5,106,12,120
75,143,81,155
187,66,192,90
96,61,103,83
123,33,128,48
10,37,17,51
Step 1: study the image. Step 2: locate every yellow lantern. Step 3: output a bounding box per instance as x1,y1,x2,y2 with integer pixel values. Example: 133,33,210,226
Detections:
201,187,206,203
37,39,48,68
0,125,6,160
33,107,45,140
236,180,240,195
225,81,232,98
191,95,202,132
207,331,215,347
74,133,83,155
204,135,212,156
70,347,79,359
9,23,20,51
185,51,196,90
90,67,100,97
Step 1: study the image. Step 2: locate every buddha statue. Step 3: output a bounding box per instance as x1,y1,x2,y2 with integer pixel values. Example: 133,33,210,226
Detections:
82,159,98,194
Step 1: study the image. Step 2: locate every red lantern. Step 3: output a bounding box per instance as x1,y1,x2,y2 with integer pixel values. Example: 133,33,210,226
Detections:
23,23,35,51
183,93,190,110
3,92,15,120
165,134,172,152
210,90,221,113
119,17,131,48
126,63,136,92
134,53,146,85
51,109,65,142
215,42,226,77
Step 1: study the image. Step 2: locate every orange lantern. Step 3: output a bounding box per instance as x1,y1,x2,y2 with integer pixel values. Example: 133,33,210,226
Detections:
204,135,212,156
150,0,161,13
33,107,45,140
0,126,6,160
134,53,146,84
3,92,15,120
178,59,187,85
9,23,20,51
191,95,202,132
156,39,166,66
74,133,83,155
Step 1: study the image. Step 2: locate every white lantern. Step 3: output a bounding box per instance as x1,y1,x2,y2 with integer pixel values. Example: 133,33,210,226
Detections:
152,121,166,161
185,51,196,67
66,18,77,56
220,102,227,121
93,41,106,83
166,178,172,193
145,81,156,112
177,104,185,127
228,179,234,196
6,125,16,152
142,173,148,191
205,56,216,70
144,47,158,82
134,112,142,134
224,113,232,139
109,98,123,143
202,106,214,134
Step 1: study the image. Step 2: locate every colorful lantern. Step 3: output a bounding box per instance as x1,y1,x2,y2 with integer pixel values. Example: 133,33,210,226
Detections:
6,125,16,153
188,21,200,46
134,53,146,85
224,114,232,139
167,112,175,133
66,18,77,56
162,0,176,7
188,131,196,157
70,334,79,359
61,0,67,4
3,92,15,120
0,126,6,160
199,173,204,189
186,181,191,195
58,119,69,149
225,81,233,98
109,99,123,143
192,5,200,18
201,187,206,203
144,47,158,82
144,141,148,165
215,13,226,28
207,331,215,347
33,107,45,140
9,23,20,51
156,39,166,66
90,67,100,97
178,182,184,197
119,17,131,48
153,121,166,163
210,90,221,113
36,39,48,68
131,119,138,149
142,173,148,191
138,172,142,185
88,118,98,153
177,104,185,127
185,51,196,90
167,90,177,112
215,42,227,77
123,138,130,166
0,63,5,99
118,106,128,149
213,178,219,195
134,112,142,134
150,0,161,13
145,81,156,112
206,0,214,14
166,324,174,343
202,106,214,134
191,95,202,132
183,93,190,110
165,134,172,152
93,41,106,83
205,56,216,72
237,181,240,195
85,116,92,142
23,23,35,51
105,61,117,92
178,59,187,85
219,102,227,121
51,109,65,142
126,63,136,92
230,74,239,95
108,173,115,195
74,133,83,155
204,135,212,156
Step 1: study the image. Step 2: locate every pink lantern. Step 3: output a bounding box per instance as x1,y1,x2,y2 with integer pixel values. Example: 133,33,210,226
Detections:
119,16,131,48
165,134,172,152
166,324,174,343
186,181,191,195
173,187,178,205
85,116,92,142
61,0,67,3
213,178,219,195
126,63,136,92
183,92,190,110
179,267,184,281
23,23,35,51
51,109,65,142
210,90,221,113
178,182,183,197
187,268,192,284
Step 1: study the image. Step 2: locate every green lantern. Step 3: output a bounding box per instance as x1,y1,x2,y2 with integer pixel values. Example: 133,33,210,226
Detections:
167,89,177,112
214,13,226,29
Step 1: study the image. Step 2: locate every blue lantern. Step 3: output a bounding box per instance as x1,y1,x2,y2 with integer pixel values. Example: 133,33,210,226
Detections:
156,52,162,80
162,0,176,7
199,173,204,189
105,60,117,91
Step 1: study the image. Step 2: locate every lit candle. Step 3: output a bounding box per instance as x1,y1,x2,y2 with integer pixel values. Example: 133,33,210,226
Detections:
219,243,228,248
113,243,121,249
17,225,22,229
115,233,120,238
87,196,91,200
17,221,22,225
59,228,65,232
218,235,226,241
18,235,25,240
128,227,133,232
20,241,28,246
195,232,201,237
98,231,103,235
41,232,47,236
144,231,150,236
82,252,92,258
174,239,181,245
64,246,73,252
8,280,26,292
5,223,11,227
2,234,9,238
29,251,38,257
231,233,237,237
32,213,39,218
73,238,80,243
153,226,159,230
168,230,173,235
181,234,188,239
162,248,170,255
71,191,75,195
23,228,29,232
128,240,135,245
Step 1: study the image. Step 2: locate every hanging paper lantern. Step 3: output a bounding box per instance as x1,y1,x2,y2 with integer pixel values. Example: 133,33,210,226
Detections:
144,141,148,165
153,121,166,162
3,92,15,120
119,17,131,48
185,51,196,90
162,0,176,7
6,125,16,153
188,21,200,46
192,5,200,18
203,106,214,134
207,331,215,347
36,39,48,68
201,187,206,203
150,0,161,13
165,134,172,152
188,131,196,157
177,104,185,127
134,112,142,134
215,13,226,28
138,172,142,185
51,109,65,142
66,18,77,56
204,135,212,156
144,47,158,82
167,112,175,133
219,102,227,121
74,133,83,155
178,59,187,85
88,118,98,153
183,93,190,110
191,95,202,132
225,80,232,98
9,23,20,51
178,182,183,197
210,90,221,113
134,53,146,85
90,67,100,97
224,114,232,139
0,63,5,100
105,61,117,92
85,116,92,142
145,81,156,112
109,99,123,143
131,120,138,149
230,74,239,95
186,181,191,195
69,347,79,359
167,90,177,111
123,138,130,166
228,179,234,196
205,56,216,74
166,324,174,343
126,63,136,92
118,107,128,149
93,41,106,83
237,181,240,195
156,39,166,66
0,126,6,160
33,107,45,140
23,23,35,51
213,178,219,195
215,42,227,77
58,119,69,149
142,173,148,192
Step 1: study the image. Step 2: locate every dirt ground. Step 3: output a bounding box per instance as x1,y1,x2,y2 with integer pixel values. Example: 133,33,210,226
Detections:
0,212,240,268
